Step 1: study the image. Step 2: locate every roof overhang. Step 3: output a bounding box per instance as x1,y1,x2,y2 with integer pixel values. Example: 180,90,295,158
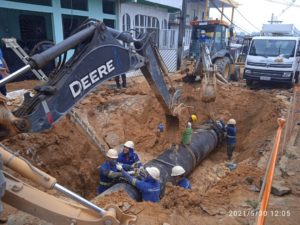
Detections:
211,0,239,8
124,0,181,12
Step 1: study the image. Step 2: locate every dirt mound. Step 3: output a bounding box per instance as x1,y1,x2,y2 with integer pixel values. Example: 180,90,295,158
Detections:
3,117,103,199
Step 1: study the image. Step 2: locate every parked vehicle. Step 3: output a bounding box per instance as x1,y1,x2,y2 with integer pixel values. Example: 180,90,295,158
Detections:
244,24,300,87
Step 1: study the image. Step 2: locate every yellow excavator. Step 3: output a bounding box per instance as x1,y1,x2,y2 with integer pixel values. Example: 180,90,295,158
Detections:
0,19,182,224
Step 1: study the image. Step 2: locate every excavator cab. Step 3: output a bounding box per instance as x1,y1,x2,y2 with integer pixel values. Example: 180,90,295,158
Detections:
187,19,241,82
189,20,233,59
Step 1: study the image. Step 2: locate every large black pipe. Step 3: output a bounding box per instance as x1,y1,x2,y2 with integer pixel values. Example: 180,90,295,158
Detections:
101,121,225,200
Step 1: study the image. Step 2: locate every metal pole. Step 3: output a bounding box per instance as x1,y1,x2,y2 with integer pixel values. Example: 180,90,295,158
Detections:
221,3,224,21
0,65,31,86
177,0,187,69
54,183,106,216
204,0,210,20
230,7,235,25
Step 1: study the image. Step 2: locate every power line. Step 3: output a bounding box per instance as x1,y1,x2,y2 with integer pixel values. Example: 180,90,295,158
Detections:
234,22,252,34
227,0,260,31
210,1,251,34
264,0,300,7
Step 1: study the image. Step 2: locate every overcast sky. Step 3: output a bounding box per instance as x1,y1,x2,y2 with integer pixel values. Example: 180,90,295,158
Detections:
210,0,300,34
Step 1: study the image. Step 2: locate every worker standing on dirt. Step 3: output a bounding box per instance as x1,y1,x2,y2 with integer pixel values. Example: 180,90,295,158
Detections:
0,48,9,96
117,165,161,202
115,74,126,89
117,141,142,170
171,165,191,190
226,119,237,161
182,122,193,145
97,149,122,194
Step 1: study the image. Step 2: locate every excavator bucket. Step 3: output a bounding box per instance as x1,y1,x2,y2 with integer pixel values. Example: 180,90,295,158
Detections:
166,114,179,132
104,204,137,225
201,71,217,103
0,94,29,140
201,83,216,103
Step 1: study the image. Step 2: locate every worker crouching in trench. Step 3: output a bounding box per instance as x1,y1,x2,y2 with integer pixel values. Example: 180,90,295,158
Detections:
98,120,228,202
117,164,161,203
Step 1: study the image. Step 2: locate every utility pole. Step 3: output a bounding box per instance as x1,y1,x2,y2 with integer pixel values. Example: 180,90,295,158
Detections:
177,0,187,70
269,13,274,24
204,0,209,20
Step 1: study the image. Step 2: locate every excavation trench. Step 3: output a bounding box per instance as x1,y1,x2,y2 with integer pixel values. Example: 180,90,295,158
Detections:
1,78,290,225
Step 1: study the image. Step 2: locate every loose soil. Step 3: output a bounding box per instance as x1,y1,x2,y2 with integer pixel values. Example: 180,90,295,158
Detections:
1,76,296,225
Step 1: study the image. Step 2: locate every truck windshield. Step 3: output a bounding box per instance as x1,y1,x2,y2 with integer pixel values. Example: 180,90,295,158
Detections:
249,39,296,58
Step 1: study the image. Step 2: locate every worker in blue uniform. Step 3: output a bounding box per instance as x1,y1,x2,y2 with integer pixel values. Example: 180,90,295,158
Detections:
97,149,122,195
117,140,142,170
117,164,161,202
226,118,237,160
199,30,208,44
171,165,191,189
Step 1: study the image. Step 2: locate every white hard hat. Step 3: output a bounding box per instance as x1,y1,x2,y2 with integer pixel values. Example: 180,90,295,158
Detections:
201,30,206,34
171,165,186,176
145,167,160,180
106,149,118,159
124,140,134,149
227,118,236,125
187,122,192,128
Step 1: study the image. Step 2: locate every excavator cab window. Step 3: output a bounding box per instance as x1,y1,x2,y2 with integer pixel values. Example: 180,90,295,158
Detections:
190,23,229,57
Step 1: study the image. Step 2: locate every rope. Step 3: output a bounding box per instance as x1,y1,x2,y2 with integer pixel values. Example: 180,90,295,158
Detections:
183,143,197,169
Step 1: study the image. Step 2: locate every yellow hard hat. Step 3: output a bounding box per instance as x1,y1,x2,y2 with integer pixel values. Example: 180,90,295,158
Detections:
191,114,197,122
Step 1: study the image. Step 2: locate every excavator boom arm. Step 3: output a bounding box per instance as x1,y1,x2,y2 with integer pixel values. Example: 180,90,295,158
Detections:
0,20,178,138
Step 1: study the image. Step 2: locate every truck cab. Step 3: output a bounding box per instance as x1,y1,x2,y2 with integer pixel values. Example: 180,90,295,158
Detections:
244,24,300,87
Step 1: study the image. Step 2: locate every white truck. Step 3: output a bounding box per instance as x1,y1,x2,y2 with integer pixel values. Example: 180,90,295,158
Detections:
244,24,300,87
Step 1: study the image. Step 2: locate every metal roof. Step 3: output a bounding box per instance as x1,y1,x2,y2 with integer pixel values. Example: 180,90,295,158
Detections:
187,0,238,8
213,0,239,8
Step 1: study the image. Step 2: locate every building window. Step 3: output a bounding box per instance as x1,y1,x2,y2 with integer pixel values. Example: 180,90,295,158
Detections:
19,14,47,49
61,0,88,11
122,14,130,31
103,0,116,15
6,0,51,6
134,14,159,44
103,19,115,29
162,19,168,29
62,15,88,38
135,15,139,27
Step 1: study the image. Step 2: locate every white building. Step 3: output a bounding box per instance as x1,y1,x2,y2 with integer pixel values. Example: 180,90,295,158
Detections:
119,0,181,72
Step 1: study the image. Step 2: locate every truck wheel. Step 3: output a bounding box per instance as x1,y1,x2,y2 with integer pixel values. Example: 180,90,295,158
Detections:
231,65,240,81
215,57,231,80
246,79,253,86
287,82,294,89
295,72,299,84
